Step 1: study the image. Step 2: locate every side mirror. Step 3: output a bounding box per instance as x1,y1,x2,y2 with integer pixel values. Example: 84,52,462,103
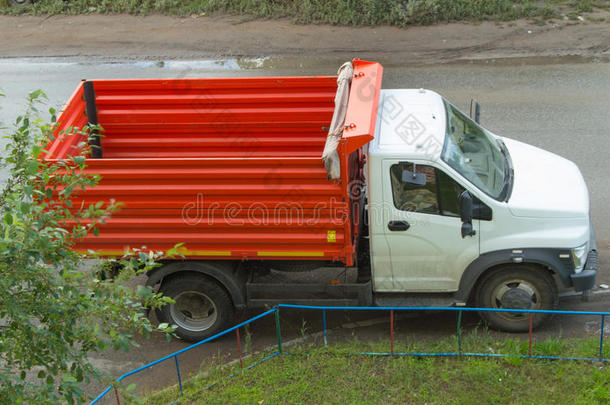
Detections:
459,191,476,238
459,191,473,223
470,99,481,124
473,202,493,221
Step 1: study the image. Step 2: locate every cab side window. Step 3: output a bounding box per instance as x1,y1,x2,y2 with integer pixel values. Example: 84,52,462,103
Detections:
437,169,465,217
390,163,465,216
390,163,439,214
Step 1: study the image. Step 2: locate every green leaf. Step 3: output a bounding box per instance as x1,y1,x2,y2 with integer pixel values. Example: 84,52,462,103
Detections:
136,285,153,299
20,202,30,215
26,159,39,174
73,155,85,166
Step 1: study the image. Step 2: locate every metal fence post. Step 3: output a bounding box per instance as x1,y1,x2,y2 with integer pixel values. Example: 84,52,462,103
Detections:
174,355,183,395
322,309,328,347
390,310,394,355
275,308,283,354
457,310,463,356
528,312,534,356
113,386,121,405
600,314,606,361
236,328,244,369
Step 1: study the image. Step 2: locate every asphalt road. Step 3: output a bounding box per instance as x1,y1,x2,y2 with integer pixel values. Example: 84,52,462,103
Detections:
1,57,608,240
0,58,609,401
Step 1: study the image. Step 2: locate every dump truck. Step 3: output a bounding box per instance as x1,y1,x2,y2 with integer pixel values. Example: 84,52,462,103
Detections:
44,60,597,341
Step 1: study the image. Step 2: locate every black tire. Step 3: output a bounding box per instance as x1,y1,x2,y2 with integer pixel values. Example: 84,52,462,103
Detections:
8,0,32,6
475,265,558,332
156,274,234,342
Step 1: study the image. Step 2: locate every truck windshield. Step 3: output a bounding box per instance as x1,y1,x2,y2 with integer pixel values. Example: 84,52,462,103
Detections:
441,100,510,201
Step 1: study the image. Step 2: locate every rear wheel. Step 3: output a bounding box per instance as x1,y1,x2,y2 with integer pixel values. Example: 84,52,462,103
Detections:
156,274,234,342
475,266,557,332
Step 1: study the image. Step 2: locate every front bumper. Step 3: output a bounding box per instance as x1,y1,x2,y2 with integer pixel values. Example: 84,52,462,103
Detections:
570,249,598,291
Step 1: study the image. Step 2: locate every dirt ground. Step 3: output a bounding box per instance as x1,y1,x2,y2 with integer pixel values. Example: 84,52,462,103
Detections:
1,12,608,63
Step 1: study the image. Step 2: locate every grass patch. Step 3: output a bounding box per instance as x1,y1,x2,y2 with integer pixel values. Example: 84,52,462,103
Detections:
0,0,606,27
141,334,609,405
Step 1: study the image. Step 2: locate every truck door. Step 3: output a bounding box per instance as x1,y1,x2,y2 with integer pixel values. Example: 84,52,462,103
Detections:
381,160,479,292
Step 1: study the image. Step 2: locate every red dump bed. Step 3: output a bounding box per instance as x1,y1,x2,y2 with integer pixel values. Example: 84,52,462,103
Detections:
45,60,382,266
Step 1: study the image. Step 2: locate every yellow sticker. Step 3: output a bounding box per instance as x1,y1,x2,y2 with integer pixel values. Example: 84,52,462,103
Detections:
327,230,336,243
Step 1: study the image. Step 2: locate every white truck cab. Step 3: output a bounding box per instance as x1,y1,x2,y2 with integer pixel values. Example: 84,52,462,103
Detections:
367,89,597,331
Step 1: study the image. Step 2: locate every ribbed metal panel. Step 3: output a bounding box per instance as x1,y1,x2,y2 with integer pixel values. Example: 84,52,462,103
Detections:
47,82,88,159
45,62,383,265
72,157,348,260
94,77,336,159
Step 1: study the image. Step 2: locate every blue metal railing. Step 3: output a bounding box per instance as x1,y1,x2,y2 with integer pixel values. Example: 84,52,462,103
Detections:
90,305,608,404
90,308,278,404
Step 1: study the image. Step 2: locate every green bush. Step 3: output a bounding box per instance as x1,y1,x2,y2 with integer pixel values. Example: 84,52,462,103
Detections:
0,0,597,26
0,91,174,404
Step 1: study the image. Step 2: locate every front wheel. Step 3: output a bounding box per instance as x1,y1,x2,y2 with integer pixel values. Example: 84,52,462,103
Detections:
156,274,234,342
475,266,558,332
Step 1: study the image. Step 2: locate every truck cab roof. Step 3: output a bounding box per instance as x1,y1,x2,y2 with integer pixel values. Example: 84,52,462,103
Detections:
370,88,446,161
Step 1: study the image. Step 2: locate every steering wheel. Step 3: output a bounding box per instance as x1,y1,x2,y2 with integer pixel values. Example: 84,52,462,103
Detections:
401,202,418,212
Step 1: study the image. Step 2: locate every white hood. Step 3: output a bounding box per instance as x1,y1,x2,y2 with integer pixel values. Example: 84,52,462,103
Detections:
503,138,589,218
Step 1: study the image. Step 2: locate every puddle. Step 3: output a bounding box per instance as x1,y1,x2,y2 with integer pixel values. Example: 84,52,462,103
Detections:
0,56,275,71
584,320,610,336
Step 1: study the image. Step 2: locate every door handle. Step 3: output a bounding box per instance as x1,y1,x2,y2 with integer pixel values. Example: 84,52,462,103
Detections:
388,220,410,231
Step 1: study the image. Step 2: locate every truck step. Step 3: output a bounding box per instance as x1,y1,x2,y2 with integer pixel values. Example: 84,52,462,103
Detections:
374,293,459,308
247,298,361,308
246,281,372,307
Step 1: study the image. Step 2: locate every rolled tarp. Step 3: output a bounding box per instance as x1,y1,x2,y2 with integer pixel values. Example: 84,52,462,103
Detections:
322,61,353,180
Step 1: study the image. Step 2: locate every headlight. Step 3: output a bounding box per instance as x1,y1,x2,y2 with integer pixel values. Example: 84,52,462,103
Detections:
571,243,588,274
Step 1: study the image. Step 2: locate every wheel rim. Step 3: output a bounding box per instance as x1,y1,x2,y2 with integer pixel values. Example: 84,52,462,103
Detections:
169,291,218,332
490,278,542,321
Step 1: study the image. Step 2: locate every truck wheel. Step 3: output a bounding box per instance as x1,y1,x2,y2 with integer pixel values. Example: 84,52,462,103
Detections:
475,266,557,332
156,275,234,342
